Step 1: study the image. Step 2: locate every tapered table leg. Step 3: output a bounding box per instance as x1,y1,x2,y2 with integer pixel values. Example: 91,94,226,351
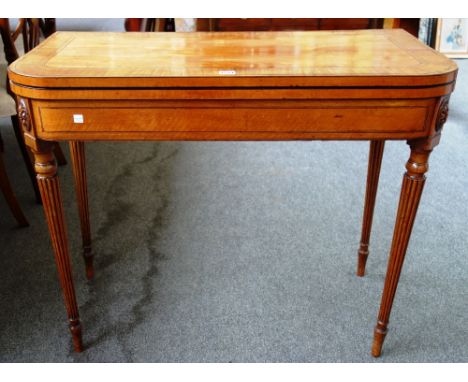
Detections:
69,141,93,280
31,140,83,352
371,138,433,357
357,140,385,276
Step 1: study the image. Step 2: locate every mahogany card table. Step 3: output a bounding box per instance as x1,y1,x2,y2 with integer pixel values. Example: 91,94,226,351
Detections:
8,29,457,357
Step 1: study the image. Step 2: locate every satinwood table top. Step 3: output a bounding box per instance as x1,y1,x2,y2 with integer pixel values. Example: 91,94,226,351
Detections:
8,29,457,89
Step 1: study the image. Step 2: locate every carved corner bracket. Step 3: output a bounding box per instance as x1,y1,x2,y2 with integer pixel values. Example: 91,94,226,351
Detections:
17,97,32,133
435,96,450,132
410,95,452,152
16,97,53,154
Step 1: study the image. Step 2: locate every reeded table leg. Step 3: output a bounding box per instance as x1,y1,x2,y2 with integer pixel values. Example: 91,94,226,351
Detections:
32,141,83,352
70,141,93,280
371,138,433,357
357,140,385,276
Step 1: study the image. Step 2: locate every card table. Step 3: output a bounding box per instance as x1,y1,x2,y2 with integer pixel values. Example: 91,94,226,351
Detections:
8,29,457,357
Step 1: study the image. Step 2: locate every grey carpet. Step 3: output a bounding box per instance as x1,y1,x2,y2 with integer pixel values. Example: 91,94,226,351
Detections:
0,19,467,362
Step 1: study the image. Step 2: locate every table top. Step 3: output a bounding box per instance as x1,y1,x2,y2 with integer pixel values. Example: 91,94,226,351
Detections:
9,29,457,89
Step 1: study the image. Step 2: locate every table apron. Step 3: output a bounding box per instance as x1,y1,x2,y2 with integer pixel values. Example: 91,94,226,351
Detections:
31,98,437,141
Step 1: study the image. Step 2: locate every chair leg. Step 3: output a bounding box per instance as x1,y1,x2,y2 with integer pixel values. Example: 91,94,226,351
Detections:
11,115,42,204
0,135,29,227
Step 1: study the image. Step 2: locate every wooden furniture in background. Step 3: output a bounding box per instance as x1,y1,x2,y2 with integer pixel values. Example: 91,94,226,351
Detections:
8,30,456,357
124,18,175,32
0,19,31,225
125,18,421,37
383,18,420,37
196,18,383,31
0,18,66,204
0,130,28,226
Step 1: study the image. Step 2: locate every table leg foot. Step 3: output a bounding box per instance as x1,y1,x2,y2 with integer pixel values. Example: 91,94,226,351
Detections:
357,140,385,277
69,318,84,352
371,321,387,357
357,244,369,277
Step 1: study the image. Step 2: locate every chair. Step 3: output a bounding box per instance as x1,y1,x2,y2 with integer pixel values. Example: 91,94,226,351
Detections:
0,18,67,205
124,18,175,32
0,96,28,226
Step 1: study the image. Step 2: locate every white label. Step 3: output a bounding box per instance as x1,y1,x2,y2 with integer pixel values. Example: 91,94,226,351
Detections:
218,70,236,75
73,114,84,124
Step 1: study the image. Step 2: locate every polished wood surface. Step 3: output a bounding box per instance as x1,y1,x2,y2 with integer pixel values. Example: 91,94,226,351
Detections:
9,29,457,88
9,30,457,358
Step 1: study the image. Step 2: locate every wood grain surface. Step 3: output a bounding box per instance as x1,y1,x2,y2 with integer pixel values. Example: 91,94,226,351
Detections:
8,29,457,88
